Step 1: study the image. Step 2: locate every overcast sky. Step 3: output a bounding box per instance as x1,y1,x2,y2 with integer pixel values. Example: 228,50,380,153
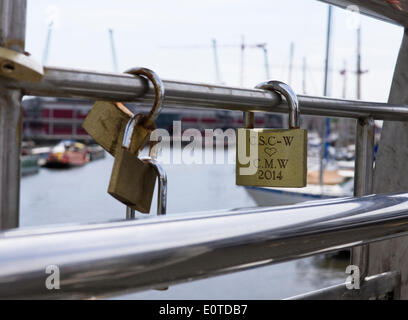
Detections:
26,0,403,102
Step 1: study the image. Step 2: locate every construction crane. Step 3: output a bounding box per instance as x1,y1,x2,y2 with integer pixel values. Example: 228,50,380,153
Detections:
42,21,53,65
254,43,270,80
162,39,271,86
212,39,223,85
42,6,59,65
239,36,271,85
108,28,119,73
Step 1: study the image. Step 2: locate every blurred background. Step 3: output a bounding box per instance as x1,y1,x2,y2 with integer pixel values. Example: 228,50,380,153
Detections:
19,0,403,299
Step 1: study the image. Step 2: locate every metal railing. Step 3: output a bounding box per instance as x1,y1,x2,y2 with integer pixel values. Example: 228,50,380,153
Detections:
2,66,408,120
0,0,407,299
0,193,407,299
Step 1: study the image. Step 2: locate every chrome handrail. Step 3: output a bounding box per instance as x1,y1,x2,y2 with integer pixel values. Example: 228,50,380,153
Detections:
2,66,408,120
1,193,408,299
0,0,407,300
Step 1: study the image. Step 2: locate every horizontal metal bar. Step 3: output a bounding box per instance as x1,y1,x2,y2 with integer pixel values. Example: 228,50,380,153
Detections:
287,271,400,300
2,66,408,120
1,193,408,299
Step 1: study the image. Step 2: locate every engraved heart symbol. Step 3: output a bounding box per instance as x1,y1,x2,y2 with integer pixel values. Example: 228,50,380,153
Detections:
264,147,277,157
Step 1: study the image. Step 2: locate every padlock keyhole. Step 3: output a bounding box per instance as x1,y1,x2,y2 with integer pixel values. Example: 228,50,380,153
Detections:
1,61,15,73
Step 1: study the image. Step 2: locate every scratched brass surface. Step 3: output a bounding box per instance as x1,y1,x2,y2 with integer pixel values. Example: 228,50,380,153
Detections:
82,101,152,156
236,128,307,188
108,148,156,213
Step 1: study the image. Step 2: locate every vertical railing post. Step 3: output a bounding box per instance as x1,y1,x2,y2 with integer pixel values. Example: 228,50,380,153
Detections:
353,117,374,196
351,117,374,281
0,0,27,230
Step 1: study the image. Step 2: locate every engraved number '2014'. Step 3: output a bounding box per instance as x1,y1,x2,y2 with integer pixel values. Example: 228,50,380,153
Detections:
258,170,283,181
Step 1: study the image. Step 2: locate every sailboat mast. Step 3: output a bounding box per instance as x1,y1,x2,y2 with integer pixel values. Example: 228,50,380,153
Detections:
240,35,245,87
302,57,307,94
356,26,362,100
341,60,347,99
288,42,294,84
319,5,333,188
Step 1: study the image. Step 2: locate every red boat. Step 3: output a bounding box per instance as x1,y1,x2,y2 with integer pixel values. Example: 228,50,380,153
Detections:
45,140,90,167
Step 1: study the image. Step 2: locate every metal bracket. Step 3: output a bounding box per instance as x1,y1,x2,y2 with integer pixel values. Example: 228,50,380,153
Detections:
0,47,43,82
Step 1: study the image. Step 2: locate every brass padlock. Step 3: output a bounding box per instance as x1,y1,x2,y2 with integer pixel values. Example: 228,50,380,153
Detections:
108,116,158,213
126,157,167,219
82,67,164,156
108,68,165,213
236,81,307,188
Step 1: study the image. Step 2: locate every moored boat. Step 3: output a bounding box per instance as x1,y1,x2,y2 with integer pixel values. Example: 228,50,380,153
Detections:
45,140,90,168
87,144,106,161
21,155,40,177
246,169,354,207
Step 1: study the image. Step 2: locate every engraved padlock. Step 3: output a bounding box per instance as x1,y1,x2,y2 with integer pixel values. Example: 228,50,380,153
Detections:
236,80,307,188
82,67,164,156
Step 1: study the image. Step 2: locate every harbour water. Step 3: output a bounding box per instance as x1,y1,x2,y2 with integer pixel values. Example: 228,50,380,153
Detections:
20,148,348,299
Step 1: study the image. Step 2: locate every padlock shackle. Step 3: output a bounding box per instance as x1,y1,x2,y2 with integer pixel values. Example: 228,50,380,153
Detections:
125,67,165,126
255,80,300,129
142,158,167,216
121,115,139,149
